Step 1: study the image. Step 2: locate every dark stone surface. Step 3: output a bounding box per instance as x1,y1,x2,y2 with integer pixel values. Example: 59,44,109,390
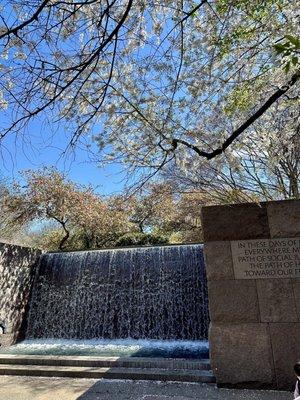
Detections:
0,243,41,342
202,199,300,391
201,202,270,242
204,242,234,281
267,200,300,239
208,280,259,323
257,279,298,323
270,323,300,391
209,323,275,389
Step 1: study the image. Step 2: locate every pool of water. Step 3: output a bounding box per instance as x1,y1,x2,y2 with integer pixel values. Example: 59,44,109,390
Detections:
0,339,209,359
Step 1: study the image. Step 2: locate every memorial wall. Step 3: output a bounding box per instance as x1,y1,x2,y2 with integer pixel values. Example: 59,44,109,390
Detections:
201,199,300,390
231,237,300,279
0,242,41,347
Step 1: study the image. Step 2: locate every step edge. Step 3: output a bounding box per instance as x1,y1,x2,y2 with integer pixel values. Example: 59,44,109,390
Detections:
0,364,215,375
0,367,216,383
0,355,210,363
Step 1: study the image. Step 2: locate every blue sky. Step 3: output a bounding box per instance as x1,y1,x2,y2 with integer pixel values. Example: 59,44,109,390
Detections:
0,117,126,195
0,4,130,195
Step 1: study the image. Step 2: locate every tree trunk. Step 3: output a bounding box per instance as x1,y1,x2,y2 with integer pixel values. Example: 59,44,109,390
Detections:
138,221,144,233
59,221,70,251
290,175,299,199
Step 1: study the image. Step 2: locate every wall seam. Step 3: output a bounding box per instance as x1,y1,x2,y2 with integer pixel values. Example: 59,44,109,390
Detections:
254,279,261,324
267,322,278,389
291,279,299,322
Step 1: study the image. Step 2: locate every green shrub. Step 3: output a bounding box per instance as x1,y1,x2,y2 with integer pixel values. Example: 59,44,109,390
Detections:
115,232,169,246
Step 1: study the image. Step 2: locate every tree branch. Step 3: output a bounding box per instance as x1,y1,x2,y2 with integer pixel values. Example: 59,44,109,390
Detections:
0,0,133,140
0,0,51,40
173,70,300,160
46,208,70,251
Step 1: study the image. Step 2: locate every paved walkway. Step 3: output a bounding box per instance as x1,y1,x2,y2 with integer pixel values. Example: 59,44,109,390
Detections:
0,376,292,400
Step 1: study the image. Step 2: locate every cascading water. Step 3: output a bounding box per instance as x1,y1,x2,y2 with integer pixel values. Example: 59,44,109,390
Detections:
26,244,209,341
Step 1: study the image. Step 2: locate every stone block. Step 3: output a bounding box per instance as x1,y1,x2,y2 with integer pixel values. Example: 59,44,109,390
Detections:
270,323,300,390
208,280,259,323
204,241,234,281
257,279,298,322
201,203,270,242
209,323,275,388
0,243,41,338
267,200,300,239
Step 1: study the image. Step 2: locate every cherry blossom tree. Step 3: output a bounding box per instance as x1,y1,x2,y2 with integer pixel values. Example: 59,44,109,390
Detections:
164,96,300,201
0,168,132,250
124,183,176,234
0,0,299,184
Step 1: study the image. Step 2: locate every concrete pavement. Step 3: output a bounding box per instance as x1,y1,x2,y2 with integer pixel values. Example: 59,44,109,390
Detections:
0,376,292,400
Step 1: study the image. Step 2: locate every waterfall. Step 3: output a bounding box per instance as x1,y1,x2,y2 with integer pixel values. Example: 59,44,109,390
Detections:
26,244,209,340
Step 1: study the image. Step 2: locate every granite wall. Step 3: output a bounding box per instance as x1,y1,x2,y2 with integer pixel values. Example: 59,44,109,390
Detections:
0,242,41,347
202,199,300,390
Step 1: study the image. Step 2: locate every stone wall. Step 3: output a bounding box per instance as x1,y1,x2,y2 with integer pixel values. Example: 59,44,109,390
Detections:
0,242,41,347
201,199,300,391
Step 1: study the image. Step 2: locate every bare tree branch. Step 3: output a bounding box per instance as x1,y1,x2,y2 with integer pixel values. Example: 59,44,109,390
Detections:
0,0,51,40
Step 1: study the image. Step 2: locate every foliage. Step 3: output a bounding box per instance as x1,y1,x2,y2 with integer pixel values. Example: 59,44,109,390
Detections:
0,168,217,249
0,168,132,250
125,183,177,234
115,232,169,246
274,35,300,72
